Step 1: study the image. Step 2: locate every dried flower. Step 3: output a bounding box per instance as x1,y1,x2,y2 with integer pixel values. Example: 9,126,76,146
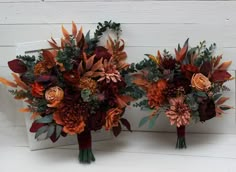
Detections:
34,61,48,76
165,96,191,127
147,79,167,108
191,73,211,91
53,102,87,135
63,70,80,85
98,58,121,83
79,77,97,93
31,82,44,97
45,86,64,107
161,57,177,70
105,108,122,130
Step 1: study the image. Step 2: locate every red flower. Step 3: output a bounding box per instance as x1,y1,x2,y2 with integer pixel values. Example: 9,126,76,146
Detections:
31,82,44,97
63,70,80,85
181,64,199,80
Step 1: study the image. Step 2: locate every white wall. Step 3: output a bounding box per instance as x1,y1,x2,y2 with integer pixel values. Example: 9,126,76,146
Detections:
0,0,236,136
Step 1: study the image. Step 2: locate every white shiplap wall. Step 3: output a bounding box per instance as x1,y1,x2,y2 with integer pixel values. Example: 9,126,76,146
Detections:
0,0,236,134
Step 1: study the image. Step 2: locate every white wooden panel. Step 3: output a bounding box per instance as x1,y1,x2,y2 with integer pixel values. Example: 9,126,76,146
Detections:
0,1,233,24
0,24,225,46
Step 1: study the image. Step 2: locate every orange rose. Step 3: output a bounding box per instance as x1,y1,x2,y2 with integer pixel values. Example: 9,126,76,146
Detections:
105,108,122,130
191,73,211,91
45,86,64,107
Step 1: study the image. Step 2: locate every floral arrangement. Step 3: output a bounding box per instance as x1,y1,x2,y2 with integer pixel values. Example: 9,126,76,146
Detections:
129,39,233,148
0,21,133,163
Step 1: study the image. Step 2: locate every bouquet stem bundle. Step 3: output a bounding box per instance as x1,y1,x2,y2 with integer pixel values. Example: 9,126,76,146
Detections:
176,126,186,149
77,131,95,163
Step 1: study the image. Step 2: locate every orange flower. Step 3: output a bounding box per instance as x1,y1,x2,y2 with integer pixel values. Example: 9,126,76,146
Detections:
165,96,191,127
147,79,167,108
105,108,122,130
31,82,44,97
34,61,48,76
53,104,86,135
45,86,64,107
191,73,211,91
79,77,97,93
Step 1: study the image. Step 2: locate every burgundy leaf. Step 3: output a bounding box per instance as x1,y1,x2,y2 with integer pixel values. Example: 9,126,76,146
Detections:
95,46,111,60
200,61,212,76
120,118,132,132
8,59,27,73
112,123,121,137
50,131,59,143
211,70,231,82
61,131,67,137
30,121,45,133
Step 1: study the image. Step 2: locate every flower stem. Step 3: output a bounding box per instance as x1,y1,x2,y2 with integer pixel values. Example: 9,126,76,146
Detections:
77,130,95,163
176,126,187,149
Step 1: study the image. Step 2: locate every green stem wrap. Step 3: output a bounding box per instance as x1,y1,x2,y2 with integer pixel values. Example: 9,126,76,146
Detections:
77,130,95,163
176,126,187,149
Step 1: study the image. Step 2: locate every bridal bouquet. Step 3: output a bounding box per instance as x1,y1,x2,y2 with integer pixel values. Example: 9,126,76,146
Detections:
130,39,233,148
0,21,133,163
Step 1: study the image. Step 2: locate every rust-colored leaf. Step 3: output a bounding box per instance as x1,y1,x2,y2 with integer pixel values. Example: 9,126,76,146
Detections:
72,21,77,37
132,74,151,91
61,25,70,39
175,45,187,62
19,107,31,113
61,38,65,49
214,55,222,67
146,54,158,64
83,71,94,77
108,36,114,48
118,39,125,51
30,112,41,120
215,107,224,116
11,73,29,90
48,40,59,49
0,77,17,87
78,61,84,74
42,50,55,61
91,58,104,71
92,72,104,78
116,95,134,108
216,97,229,105
76,26,83,43
86,54,95,70
217,61,232,70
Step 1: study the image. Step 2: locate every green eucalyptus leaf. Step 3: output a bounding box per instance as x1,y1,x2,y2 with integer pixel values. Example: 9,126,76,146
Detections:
139,116,149,128
195,91,207,97
35,125,49,139
219,106,231,111
148,114,159,129
56,125,63,139
46,125,55,139
35,114,53,124
81,89,92,102
213,94,222,101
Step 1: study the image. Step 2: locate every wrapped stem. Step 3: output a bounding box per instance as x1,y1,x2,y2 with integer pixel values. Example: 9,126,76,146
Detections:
77,130,95,163
176,126,187,149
